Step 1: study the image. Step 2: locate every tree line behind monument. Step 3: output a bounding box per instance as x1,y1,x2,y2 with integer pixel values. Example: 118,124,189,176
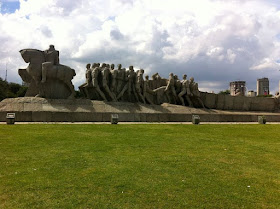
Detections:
79,63,205,107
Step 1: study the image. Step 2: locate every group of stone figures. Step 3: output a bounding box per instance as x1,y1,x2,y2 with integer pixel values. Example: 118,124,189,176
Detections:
18,45,204,107
79,63,205,107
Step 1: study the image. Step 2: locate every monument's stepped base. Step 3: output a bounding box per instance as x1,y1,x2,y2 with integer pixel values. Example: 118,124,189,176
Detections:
1,97,280,122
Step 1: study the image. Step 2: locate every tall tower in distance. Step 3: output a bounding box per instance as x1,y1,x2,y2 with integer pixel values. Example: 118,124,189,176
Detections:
229,81,246,96
257,77,269,96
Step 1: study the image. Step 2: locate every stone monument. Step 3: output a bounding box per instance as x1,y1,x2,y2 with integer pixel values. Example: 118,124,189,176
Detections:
18,45,76,99
1,45,280,123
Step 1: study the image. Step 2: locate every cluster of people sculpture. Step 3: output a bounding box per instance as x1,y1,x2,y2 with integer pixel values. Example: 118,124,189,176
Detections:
18,44,204,107
79,63,205,107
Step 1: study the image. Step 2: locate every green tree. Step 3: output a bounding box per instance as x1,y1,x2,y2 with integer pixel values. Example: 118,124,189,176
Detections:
218,89,230,95
0,77,27,101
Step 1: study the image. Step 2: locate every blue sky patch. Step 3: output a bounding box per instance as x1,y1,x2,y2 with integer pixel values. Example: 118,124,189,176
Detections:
0,1,20,14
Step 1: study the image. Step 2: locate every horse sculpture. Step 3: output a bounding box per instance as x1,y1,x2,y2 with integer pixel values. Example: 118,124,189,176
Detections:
19,49,76,99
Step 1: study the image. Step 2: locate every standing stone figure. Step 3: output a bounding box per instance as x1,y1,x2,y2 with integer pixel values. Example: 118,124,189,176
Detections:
91,66,107,101
102,67,117,101
84,63,94,87
135,69,146,103
189,77,205,108
79,63,93,98
41,45,60,83
116,64,125,96
178,74,193,107
165,73,177,104
143,75,156,104
174,75,182,94
127,66,139,102
110,64,118,95
117,66,138,102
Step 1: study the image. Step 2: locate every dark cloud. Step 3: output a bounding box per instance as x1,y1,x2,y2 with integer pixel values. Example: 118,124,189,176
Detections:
110,29,124,40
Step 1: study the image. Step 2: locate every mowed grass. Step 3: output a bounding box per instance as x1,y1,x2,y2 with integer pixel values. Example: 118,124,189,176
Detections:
0,124,280,209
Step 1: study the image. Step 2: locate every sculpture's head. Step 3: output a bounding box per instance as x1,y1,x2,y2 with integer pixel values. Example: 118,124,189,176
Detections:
129,65,134,70
49,45,55,50
183,74,187,79
139,69,144,75
190,77,194,82
86,63,91,69
169,73,174,77
117,64,122,69
145,75,149,80
174,75,178,80
111,64,115,69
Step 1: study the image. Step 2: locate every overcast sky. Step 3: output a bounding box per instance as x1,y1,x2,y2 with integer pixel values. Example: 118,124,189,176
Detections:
0,0,280,93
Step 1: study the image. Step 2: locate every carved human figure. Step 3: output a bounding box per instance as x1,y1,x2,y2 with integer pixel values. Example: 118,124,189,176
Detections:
116,64,125,95
165,73,177,104
143,75,156,104
117,66,138,102
178,74,193,106
135,69,146,103
102,67,117,101
41,45,60,83
100,63,106,69
84,63,94,87
110,64,118,95
127,66,139,102
90,66,107,101
189,77,205,108
174,75,182,94
151,72,162,89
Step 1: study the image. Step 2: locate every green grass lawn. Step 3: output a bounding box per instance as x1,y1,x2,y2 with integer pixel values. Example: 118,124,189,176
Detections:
0,124,279,209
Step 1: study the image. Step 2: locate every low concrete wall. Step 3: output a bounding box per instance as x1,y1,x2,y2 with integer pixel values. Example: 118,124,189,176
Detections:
201,92,278,112
1,97,280,122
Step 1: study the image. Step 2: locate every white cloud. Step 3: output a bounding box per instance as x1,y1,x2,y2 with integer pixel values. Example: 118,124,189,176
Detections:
0,0,280,94
250,58,280,71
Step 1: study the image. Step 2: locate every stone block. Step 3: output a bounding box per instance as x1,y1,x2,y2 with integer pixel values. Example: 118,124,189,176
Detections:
158,113,170,122
146,114,160,122
118,113,135,122
15,111,32,122
32,111,52,122
169,114,189,122
102,113,111,122
216,94,225,109
51,112,72,122
224,95,234,110
202,92,217,109
232,96,245,110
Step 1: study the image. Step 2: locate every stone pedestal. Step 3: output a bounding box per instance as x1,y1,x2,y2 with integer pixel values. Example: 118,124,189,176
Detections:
1,97,280,123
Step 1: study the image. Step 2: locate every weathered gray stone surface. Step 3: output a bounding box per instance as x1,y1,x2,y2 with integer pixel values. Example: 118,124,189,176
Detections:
200,92,278,112
18,46,76,99
1,97,280,122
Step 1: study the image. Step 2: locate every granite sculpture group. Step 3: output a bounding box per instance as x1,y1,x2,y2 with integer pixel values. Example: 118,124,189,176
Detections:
18,45,205,108
1,45,280,123
79,63,205,107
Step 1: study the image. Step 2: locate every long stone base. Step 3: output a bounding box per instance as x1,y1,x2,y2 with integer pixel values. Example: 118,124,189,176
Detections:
1,97,280,122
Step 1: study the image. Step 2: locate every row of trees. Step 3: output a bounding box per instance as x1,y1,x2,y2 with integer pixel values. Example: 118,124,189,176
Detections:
0,77,27,101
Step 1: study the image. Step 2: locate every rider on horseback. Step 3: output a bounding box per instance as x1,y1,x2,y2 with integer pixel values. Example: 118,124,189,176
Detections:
41,45,59,83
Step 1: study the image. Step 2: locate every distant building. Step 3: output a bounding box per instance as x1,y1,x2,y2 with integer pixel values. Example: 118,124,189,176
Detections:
257,77,269,96
247,90,257,97
230,81,246,96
